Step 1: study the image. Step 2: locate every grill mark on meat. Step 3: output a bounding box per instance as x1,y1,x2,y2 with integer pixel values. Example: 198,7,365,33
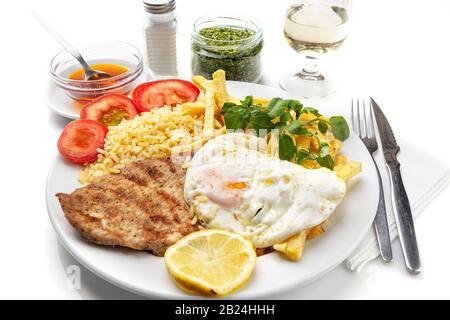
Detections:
155,189,179,207
121,168,147,186
146,167,164,181
161,157,177,173
149,215,172,225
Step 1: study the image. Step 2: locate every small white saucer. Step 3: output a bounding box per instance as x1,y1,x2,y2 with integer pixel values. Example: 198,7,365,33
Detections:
44,70,153,120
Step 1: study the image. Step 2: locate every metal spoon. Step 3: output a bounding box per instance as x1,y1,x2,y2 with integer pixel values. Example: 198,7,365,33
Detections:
32,10,112,81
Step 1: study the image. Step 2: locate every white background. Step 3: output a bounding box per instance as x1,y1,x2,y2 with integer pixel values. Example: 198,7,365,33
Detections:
0,0,449,299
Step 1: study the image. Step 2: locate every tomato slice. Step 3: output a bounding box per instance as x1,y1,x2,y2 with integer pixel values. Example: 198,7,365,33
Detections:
57,119,108,165
132,80,200,112
80,94,138,127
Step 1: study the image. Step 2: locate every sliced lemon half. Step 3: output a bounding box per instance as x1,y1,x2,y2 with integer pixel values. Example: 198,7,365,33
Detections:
164,229,257,296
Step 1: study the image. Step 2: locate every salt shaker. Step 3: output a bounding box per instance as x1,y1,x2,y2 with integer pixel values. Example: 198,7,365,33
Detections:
143,0,178,78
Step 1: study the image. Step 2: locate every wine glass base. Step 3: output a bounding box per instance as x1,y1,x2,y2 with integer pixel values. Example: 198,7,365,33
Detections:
279,71,336,98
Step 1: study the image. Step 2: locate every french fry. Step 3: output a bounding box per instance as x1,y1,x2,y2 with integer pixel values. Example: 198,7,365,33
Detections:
334,155,347,167
212,70,229,109
307,225,325,240
266,133,279,158
192,75,209,92
171,138,204,155
295,136,311,150
203,87,216,139
334,161,362,182
253,97,270,107
273,231,308,261
329,139,343,160
181,102,206,117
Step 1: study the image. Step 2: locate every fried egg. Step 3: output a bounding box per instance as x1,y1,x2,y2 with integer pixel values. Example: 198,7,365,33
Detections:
184,133,346,248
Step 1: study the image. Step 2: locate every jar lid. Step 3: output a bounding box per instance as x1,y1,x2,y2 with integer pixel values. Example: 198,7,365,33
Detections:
143,0,176,14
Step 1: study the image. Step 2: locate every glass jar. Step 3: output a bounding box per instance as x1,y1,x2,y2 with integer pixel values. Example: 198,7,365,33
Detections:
191,16,263,82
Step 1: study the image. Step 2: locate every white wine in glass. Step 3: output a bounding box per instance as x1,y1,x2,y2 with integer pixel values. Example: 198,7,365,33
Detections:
280,0,352,97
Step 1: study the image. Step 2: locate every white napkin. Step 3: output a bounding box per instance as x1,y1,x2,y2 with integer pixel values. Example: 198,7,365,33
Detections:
346,138,450,271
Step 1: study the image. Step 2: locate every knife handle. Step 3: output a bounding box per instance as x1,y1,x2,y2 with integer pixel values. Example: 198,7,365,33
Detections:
387,165,421,274
373,159,393,262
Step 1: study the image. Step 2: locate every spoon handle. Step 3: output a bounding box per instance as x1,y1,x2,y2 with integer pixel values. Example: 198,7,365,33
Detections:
32,10,84,63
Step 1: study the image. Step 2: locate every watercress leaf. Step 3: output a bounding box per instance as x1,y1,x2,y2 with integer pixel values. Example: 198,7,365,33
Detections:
296,149,311,164
251,108,274,132
275,122,287,130
279,134,297,161
317,155,334,170
241,96,253,108
280,112,293,122
318,120,328,134
224,106,251,130
268,97,284,110
221,102,237,115
268,98,288,119
283,99,303,115
330,116,350,141
303,107,321,117
286,121,313,136
319,142,330,157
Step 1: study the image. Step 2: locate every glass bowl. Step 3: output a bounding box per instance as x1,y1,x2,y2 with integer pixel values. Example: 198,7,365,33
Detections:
50,41,143,101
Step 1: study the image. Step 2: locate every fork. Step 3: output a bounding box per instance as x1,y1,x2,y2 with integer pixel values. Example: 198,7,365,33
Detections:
351,99,393,262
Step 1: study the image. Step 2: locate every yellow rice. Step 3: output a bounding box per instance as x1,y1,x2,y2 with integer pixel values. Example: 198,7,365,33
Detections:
79,106,198,185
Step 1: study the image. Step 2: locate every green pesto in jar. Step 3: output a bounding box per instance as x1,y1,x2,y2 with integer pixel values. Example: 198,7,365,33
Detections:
191,26,263,82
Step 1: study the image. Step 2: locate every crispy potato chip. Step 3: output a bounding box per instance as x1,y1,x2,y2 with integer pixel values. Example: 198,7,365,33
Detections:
273,231,308,261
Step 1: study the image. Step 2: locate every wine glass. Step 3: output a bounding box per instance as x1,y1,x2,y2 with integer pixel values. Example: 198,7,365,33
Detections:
280,0,352,97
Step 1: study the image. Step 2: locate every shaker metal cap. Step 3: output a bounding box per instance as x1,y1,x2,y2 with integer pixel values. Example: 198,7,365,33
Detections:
143,0,176,14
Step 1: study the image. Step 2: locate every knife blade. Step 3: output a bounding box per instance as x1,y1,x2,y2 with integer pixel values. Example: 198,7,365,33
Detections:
371,98,421,274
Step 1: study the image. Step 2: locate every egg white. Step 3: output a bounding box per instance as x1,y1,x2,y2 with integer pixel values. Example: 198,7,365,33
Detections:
184,133,346,248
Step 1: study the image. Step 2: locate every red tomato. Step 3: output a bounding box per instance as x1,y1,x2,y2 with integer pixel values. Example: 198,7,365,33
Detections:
80,94,138,127
132,79,200,112
57,119,108,164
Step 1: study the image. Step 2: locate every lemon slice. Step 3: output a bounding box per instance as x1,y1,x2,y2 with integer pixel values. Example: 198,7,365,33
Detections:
164,229,257,296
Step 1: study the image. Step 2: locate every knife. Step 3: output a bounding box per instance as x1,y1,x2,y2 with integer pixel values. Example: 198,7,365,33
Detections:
371,98,421,274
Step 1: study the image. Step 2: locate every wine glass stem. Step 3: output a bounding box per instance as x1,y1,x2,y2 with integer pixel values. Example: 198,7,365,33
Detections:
296,54,324,81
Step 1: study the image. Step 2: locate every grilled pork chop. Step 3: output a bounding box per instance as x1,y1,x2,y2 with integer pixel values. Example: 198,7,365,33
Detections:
56,158,199,256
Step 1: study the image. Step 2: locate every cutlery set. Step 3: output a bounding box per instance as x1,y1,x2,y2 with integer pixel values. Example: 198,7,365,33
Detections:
351,98,421,274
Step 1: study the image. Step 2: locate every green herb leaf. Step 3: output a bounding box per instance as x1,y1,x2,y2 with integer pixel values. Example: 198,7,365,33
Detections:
297,149,311,164
330,116,350,141
251,108,274,132
302,107,321,117
275,122,287,130
286,121,313,136
283,99,303,116
319,142,330,158
241,96,253,108
223,106,251,130
317,155,334,170
279,134,297,161
318,120,328,134
267,98,288,119
221,102,237,115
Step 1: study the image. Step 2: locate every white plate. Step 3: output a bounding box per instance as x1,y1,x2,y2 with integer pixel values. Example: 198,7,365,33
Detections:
46,82,378,299
44,70,152,120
